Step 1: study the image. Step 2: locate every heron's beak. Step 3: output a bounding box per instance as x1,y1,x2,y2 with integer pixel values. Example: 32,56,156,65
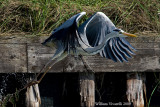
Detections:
122,32,137,37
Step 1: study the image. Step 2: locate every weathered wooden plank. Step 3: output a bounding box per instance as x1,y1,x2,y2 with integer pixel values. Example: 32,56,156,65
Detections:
84,49,160,72
0,44,27,73
27,48,160,72
27,44,72,73
0,35,160,44
126,36,156,43
28,42,160,72
0,35,47,44
1,36,160,73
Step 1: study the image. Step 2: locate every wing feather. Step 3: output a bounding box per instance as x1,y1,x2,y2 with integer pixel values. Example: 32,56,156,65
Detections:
78,12,116,47
112,39,128,62
119,38,136,51
101,37,131,62
106,40,117,62
102,48,110,59
78,12,136,62
110,39,123,62
42,12,86,54
117,38,132,58
118,38,135,55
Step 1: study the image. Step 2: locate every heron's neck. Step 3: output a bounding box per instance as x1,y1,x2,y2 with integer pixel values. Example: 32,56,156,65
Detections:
85,33,113,54
77,31,114,55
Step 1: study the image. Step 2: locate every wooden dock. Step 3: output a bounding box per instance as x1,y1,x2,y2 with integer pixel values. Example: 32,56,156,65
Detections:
0,35,160,107
0,35,160,73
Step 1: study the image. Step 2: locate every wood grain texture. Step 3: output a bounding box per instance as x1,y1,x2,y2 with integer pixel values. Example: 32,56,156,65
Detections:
0,36,160,73
25,76,41,107
79,72,95,107
0,43,27,73
126,73,146,107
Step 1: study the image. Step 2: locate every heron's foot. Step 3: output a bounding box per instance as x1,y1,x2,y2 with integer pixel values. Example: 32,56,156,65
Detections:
31,80,40,84
26,80,40,88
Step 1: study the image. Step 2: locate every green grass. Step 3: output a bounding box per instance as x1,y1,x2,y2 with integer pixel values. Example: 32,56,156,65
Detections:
0,0,160,35
148,80,160,107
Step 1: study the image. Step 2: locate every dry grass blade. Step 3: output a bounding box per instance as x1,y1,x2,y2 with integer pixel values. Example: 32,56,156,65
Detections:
0,0,159,35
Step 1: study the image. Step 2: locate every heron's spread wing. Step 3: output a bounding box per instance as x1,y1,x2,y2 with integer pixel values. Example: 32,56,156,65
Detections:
100,37,136,62
78,12,116,47
43,12,136,62
78,12,136,62
42,12,86,53
53,12,86,33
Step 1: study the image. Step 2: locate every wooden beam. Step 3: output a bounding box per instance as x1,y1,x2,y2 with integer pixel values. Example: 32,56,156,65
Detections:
0,44,27,73
79,72,95,107
19,36,160,73
126,73,146,107
1,36,160,73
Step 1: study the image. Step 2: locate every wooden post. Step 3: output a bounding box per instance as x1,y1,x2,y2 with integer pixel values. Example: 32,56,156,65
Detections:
126,73,146,107
25,76,41,107
79,72,95,107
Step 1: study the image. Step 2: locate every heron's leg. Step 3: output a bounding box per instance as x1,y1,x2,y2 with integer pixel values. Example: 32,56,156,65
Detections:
34,55,59,81
79,55,94,72
38,53,68,83
35,46,64,80
27,52,67,86
37,53,68,83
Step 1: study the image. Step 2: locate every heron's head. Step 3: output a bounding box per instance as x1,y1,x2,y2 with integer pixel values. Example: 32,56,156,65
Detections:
112,29,137,38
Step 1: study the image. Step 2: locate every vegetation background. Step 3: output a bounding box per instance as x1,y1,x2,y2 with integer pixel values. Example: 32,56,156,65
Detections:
0,0,160,36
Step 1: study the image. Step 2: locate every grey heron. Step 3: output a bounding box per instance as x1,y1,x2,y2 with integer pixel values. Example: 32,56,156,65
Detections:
31,12,137,84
